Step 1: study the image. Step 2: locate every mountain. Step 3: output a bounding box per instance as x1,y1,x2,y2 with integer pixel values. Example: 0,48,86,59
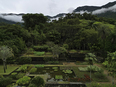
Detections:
0,1,116,24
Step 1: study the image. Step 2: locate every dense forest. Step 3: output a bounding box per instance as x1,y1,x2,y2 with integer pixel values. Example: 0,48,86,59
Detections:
0,13,116,63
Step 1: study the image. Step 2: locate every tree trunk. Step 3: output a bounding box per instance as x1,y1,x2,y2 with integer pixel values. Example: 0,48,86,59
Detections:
90,65,91,82
112,76,114,84
5,61,7,69
3,61,6,73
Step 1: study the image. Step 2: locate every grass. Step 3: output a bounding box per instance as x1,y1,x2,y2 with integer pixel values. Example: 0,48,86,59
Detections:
34,51,45,56
86,82,116,87
0,65,20,75
75,62,89,65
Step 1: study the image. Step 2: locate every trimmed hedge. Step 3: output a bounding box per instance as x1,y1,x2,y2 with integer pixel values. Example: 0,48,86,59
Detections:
17,57,32,64
30,68,37,73
30,76,45,87
33,45,49,51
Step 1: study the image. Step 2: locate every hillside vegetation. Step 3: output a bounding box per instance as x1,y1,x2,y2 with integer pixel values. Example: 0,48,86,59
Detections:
0,13,116,63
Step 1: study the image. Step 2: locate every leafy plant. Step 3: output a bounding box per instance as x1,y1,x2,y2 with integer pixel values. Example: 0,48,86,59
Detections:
30,68,37,73
62,69,72,74
16,76,31,86
55,75,63,79
16,65,28,72
16,73,26,79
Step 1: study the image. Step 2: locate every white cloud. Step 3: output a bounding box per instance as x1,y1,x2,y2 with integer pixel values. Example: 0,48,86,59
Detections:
92,4,116,14
0,15,23,22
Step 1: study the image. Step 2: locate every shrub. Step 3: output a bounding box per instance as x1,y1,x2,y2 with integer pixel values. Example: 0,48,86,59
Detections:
30,76,45,87
34,51,45,56
30,68,37,73
16,73,26,79
63,44,69,50
33,45,49,51
17,57,32,64
16,76,31,86
0,77,12,87
28,84,38,87
0,75,4,78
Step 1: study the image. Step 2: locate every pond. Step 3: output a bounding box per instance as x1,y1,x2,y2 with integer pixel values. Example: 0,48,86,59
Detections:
31,66,76,82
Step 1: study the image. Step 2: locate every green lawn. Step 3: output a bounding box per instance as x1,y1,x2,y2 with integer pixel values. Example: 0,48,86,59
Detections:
0,65,20,75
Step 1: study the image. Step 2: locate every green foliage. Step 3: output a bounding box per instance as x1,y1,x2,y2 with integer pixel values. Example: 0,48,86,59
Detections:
35,64,44,68
11,72,17,75
69,49,77,53
16,65,28,72
28,84,38,87
0,75,3,78
47,61,59,64
43,57,54,62
62,69,72,74
55,75,63,79
17,57,32,64
0,77,12,87
78,65,103,72
16,76,31,86
30,76,45,87
30,68,37,73
52,67,58,70
16,73,26,79
33,45,49,51
102,61,108,67
34,51,45,56
94,72,106,79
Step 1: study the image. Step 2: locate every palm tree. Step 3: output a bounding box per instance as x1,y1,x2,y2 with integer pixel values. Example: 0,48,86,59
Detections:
84,53,97,82
0,46,14,73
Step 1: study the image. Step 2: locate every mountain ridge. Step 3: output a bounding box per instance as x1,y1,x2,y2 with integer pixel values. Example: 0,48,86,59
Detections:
0,1,116,24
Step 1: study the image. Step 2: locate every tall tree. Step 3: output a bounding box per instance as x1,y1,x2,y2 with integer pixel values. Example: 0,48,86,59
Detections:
22,13,48,31
84,53,97,82
0,46,14,73
106,52,116,85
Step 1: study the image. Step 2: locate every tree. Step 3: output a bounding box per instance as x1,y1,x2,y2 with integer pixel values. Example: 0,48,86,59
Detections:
0,46,14,73
84,53,97,82
22,13,48,31
105,51,116,85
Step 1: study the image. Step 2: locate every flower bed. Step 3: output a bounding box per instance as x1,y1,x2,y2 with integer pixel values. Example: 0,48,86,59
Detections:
68,74,92,82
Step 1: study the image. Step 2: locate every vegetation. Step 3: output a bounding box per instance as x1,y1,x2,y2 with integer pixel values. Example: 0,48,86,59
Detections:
0,12,116,86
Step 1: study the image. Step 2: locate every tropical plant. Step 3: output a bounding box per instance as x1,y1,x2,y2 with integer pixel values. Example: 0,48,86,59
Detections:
84,53,97,82
16,76,31,86
0,46,14,73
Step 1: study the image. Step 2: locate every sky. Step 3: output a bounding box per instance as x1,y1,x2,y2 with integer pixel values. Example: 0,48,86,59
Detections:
0,0,116,16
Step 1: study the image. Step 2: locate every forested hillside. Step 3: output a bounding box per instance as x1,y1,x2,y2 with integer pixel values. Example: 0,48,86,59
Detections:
0,13,116,62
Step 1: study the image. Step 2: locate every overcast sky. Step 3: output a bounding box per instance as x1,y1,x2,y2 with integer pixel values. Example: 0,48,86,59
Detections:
0,0,116,16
